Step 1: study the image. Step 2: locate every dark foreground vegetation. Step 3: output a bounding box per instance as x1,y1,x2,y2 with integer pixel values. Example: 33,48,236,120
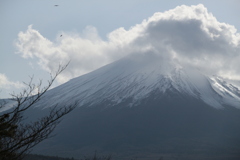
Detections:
23,152,240,160
0,64,77,160
24,154,75,160
23,153,111,160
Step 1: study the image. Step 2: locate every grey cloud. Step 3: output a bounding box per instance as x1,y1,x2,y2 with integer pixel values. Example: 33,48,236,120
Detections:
137,16,237,57
128,5,240,78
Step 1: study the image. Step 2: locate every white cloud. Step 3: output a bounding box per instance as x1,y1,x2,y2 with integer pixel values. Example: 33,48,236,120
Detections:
0,74,24,97
0,74,23,89
15,25,116,84
15,4,240,84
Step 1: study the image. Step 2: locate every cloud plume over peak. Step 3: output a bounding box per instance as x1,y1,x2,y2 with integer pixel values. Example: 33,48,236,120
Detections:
15,4,240,84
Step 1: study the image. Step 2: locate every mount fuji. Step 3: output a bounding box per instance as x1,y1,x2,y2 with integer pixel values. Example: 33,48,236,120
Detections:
36,53,240,110
20,54,240,159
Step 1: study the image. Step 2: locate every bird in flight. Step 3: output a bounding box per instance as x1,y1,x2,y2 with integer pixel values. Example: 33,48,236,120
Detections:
60,35,62,37
54,5,59,7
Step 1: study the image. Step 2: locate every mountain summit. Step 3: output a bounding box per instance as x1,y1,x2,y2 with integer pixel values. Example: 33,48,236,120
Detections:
41,53,240,109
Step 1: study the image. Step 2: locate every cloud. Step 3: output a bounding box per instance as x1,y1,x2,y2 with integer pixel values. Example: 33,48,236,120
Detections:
133,4,240,77
15,4,240,84
15,25,116,84
0,74,24,97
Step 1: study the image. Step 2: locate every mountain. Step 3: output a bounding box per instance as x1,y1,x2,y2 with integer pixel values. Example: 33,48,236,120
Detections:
35,53,240,109
22,54,240,159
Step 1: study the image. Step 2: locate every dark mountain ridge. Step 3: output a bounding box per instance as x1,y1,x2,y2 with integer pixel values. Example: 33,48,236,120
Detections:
31,88,240,160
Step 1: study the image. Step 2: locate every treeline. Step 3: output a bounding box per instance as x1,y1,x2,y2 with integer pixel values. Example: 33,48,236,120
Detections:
23,154,75,160
23,153,112,160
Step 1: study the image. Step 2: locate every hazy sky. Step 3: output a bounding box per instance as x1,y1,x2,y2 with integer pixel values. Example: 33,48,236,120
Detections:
1,0,240,98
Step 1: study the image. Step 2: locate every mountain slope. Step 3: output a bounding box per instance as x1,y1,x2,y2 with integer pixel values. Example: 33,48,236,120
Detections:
38,54,240,109
32,93,240,160
25,54,240,160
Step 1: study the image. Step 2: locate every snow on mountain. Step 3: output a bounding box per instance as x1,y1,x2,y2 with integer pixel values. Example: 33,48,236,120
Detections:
210,77,240,107
36,53,240,110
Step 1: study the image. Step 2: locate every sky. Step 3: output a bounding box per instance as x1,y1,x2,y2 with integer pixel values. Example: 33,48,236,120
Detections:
1,0,240,98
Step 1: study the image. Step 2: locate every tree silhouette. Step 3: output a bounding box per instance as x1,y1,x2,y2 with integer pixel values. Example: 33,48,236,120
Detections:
0,64,77,160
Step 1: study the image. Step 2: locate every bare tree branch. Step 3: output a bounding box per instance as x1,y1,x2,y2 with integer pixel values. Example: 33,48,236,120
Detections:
0,62,77,160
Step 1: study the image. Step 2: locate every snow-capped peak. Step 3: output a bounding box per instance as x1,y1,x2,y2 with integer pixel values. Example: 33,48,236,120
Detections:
38,54,240,109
